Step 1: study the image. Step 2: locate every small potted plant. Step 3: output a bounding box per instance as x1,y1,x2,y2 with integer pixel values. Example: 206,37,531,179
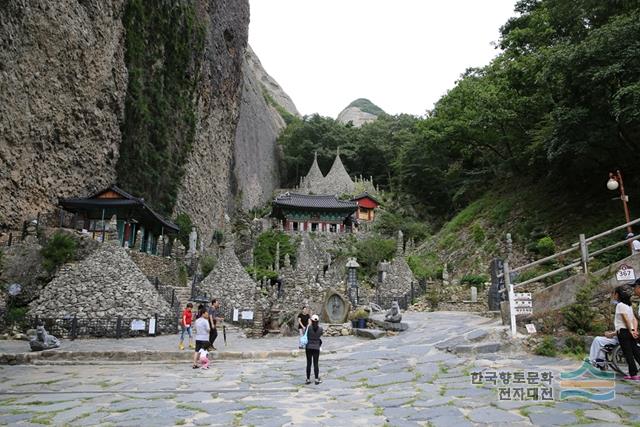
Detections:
349,308,369,329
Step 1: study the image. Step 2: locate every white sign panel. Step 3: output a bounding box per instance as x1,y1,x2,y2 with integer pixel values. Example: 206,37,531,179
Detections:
514,293,532,300
511,291,533,317
233,308,239,322
130,319,146,331
148,318,156,335
616,264,636,281
515,307,533,315
241,310,254,321
526,324,537,334
514,300,533,308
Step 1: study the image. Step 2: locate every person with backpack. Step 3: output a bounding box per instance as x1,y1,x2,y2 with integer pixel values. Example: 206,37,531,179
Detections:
304,314,324,385
178,303,194,351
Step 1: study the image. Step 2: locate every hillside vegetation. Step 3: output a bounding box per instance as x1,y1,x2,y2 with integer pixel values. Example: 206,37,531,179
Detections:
277,0,640,279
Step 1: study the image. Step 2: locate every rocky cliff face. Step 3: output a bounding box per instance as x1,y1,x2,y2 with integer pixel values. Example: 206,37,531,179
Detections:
172,0,249,243
0,0,128,227
232,45,299,211
0,1,292,244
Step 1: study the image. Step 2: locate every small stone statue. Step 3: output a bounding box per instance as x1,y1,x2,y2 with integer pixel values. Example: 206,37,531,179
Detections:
29,325,60,351
385,301,402,323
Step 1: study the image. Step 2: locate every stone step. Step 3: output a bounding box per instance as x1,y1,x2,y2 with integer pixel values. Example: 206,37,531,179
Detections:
354,328,386,339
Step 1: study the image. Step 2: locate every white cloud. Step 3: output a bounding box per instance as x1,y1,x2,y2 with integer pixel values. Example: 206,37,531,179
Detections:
249,0,516,118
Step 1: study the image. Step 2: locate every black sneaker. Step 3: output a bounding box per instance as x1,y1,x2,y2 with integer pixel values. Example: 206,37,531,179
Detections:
315,378,322,385
305,379,311,385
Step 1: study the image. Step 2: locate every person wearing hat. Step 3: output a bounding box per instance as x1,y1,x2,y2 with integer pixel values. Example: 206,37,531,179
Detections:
304,314,324,385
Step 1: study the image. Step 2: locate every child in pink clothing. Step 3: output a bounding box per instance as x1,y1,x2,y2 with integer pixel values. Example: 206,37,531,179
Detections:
198,348,210,369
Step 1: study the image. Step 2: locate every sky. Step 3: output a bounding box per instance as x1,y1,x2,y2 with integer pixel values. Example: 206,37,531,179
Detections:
249,0,517,118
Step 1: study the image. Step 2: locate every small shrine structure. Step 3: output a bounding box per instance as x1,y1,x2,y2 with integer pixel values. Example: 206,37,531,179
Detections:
59,185,178,255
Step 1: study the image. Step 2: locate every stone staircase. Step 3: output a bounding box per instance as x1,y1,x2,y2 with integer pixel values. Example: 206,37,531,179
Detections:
172,286,192,309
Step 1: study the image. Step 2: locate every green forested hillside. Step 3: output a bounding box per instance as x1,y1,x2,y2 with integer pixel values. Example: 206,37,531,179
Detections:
278,0,640,277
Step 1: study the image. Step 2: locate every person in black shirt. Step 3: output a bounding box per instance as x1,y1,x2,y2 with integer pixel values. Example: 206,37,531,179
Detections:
297,306,310,336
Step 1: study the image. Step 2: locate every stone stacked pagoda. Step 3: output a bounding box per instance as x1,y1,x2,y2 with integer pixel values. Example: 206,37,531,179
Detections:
299,151,355,196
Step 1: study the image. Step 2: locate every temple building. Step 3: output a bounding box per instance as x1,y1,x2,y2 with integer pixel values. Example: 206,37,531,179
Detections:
59,185,179,255
272,193,358,233
352,192,380,222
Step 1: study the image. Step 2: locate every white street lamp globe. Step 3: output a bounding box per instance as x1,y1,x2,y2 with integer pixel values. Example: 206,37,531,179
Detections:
607,178,619,191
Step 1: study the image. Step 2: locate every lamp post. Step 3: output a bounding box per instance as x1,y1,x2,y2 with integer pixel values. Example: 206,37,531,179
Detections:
607,170,632,234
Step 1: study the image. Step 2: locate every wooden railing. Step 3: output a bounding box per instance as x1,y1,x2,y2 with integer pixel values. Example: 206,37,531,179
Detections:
497,218,640,336
499,218,640,293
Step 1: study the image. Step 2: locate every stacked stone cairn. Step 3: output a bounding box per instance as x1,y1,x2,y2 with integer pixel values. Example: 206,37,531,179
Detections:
199,244,257,315
29,240,173,319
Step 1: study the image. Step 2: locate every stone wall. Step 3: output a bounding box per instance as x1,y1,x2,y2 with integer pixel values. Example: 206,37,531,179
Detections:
0,0,127,228
128,250,180,286
29,241,173,319
378,256,414,301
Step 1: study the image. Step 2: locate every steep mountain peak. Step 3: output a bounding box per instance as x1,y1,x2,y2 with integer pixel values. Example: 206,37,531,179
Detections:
337,98,384,127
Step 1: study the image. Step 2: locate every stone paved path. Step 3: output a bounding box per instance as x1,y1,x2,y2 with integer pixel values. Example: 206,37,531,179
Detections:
1,311,639,426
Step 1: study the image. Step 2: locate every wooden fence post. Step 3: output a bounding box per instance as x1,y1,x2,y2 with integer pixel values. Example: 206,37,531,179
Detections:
579,233,589,274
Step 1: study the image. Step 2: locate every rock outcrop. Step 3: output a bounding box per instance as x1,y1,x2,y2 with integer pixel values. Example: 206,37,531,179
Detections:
232,45,299,211
29,241,173,319
336,98,384,127
0,0,127,227
1,1,297,247
172,0,250,244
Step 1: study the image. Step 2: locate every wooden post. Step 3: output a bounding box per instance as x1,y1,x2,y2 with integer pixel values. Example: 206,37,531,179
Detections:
7,232,12,247
71,315,78,340
579,233,589,274
116,316,122,339
100,208,106,242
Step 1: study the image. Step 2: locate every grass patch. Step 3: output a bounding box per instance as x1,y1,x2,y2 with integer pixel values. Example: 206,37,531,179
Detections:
175,420,186,426
439,385,447,396
19,379,62,386
176,403,206,413
374,407,384,416
438,362,449,374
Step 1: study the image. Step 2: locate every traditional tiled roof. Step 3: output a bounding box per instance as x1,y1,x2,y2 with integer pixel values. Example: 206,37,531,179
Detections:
352,192,381,204
273,193,357,210
59,185,179,233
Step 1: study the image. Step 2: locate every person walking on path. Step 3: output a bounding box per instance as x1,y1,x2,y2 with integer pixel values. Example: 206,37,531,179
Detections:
297,306,310,336
193,307,211,369
304,314,323,385
208,299,224,350
613,286,640,380
179,303,194,351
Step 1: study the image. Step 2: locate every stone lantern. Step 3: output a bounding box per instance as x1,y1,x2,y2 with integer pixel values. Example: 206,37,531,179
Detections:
346,258,360,306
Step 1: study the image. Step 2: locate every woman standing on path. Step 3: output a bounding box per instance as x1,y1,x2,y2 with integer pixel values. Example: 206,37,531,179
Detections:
304,314,323,385
614,286,640,379
193,308,211,369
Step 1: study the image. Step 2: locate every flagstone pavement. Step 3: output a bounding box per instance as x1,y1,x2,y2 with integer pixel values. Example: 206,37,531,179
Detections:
1,311,638,426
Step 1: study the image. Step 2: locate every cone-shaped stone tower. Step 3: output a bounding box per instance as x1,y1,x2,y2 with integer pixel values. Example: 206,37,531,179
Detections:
320,149,355,195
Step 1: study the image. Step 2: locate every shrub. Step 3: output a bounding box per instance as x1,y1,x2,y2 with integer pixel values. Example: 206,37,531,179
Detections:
211,230,224,245
178,264,188,287
245,267,278,281
535,236,556,257
471,223,485,244
174,213,193,249
534,336,557,357
562,280,597,335
564,335,586,356
41,232,77,273
426,284,441,311
460,274,489,288
5,306,27,324
200,256,216,278
354,237,396,278
407,254,443,280
254,231,296,271
373,211,430,243
349,308,369,320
